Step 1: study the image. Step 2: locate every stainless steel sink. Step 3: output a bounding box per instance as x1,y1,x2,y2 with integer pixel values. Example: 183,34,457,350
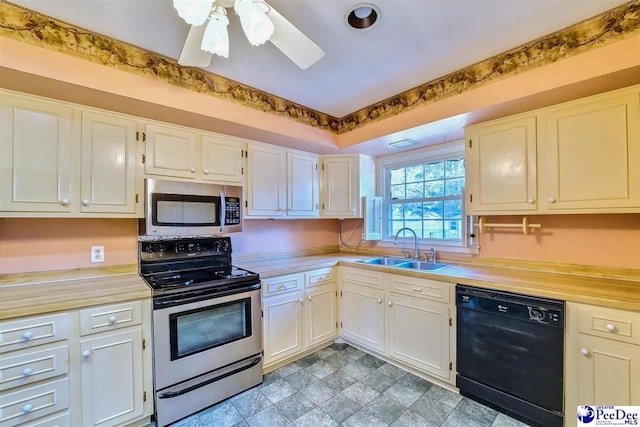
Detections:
356,257,451,271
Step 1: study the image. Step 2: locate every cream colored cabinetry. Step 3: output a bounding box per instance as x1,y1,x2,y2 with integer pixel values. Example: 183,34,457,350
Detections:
0,300,153,427
201,134,244,184
384,274,452,381
339,267,385,353
261,268,336,369
465,115,537,213
466,85,640,215
565,302,640,422
0,90,143,218
246,143,319,218
320,154,375,218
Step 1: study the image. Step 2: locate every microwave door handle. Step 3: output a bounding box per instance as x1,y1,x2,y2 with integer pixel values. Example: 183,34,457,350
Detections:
219,190,226,233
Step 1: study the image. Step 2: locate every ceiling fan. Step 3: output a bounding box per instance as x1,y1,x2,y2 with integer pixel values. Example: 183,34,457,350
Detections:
173,0,325,69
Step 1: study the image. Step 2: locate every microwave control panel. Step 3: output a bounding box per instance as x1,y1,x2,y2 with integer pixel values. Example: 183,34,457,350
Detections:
225,197,241,225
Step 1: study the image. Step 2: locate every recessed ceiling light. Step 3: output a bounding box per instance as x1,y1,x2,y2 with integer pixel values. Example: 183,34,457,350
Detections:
388,139,418,149
345,3,381,30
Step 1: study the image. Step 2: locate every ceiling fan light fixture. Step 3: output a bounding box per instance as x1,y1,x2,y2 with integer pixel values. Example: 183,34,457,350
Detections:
201,5,230,57
173,0,215,26
346,3,380,30
234,0,275,46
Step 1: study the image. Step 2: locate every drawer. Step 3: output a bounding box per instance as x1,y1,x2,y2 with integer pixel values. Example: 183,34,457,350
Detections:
262,273,304,297
0,314,68,354
0,378,69,427
384,274,451,303
25,412,70,427
578,304,640,345
340,267,383,289
79,301,143,336
305,268,335,289
0,345,69,392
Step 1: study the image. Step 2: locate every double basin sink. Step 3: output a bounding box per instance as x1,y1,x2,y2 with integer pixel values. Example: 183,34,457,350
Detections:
356,257,451,271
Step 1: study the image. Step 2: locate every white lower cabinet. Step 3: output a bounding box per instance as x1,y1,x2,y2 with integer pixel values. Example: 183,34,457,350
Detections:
262,268,336,369
0,299,153,427
340,283,385,353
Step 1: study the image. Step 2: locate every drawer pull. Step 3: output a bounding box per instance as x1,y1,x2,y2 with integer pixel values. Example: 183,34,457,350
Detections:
108,315,118,324
22,331,33,340
22,367,33,377
581,348,590,357
411,288,424,293
606,323,617,332
22,403,33,414
82,350,91,358
377,298,382,304
388,301,393,307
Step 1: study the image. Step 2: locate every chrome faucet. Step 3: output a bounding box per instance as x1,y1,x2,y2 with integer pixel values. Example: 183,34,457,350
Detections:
394,227,419,259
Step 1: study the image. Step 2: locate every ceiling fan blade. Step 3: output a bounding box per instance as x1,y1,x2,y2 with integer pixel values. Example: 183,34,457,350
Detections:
265,4,325,69
178,25,214,67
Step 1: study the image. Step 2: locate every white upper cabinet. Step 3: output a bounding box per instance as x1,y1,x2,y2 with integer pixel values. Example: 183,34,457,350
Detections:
144,123,198,179
320,154,375,218
245,142,318,218
201,134,244,184
466,115,538,213
0,93,73,213
80,111,140,215
466,84,640,215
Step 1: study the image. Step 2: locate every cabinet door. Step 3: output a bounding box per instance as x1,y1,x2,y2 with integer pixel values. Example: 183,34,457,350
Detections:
246,144,286,217
321,156,358,218
466,116,537,213
0,94,73,213
80,329,144,427
80,111,139,214
340,283,385,352
201,134,244,183
145,123,198,179
262,291,304,366
306,286,336,348
543,92,640,211
577,334,640,405
386,293,451,380
287,152,319,217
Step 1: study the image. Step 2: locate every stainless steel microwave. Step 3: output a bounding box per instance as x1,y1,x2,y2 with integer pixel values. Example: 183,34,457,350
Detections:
140,178,242,236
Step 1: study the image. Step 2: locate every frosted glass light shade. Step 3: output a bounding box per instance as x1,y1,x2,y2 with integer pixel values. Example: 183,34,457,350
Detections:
201,6,229,58
234,0,275,46
173,0,214,26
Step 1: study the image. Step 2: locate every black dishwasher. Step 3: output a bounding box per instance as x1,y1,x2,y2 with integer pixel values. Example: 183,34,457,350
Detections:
456,284,564,427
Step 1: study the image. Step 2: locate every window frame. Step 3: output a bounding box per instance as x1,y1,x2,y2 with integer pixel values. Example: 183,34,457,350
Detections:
376,140,476,254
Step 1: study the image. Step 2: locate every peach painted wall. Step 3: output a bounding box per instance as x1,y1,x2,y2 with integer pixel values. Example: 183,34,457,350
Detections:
0,218,340,274
476,214,640,270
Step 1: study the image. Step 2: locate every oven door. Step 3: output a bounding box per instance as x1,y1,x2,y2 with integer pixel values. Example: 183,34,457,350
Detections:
153,285,262,390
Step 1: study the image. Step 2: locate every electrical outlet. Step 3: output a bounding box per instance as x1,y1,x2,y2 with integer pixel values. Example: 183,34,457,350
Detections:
91,246,105,263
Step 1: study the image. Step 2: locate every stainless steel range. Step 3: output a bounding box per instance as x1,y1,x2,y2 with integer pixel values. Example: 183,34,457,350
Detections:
139,236,263,427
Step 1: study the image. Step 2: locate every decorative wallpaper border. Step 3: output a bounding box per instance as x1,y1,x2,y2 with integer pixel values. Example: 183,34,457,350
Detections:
1,0,639,134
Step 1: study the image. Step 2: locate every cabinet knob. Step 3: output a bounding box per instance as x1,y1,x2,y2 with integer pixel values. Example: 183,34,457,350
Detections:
22,331,33,340
298,298,303,304
82,350,91,358
22,367,33,377
204,169,209,175
320,276,326,281
388,301,393,307
60,198,70,206
308,296,312,301
22,403,33,414
527,198,535,204
580,348,590,357
81,199,90,207
108,315,117,324
190,168,196,173
377,298,382,304
606,323,617,332
548,197,556,203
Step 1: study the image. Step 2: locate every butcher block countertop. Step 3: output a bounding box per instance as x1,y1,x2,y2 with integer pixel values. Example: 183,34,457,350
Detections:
2,253,639,321
0,264,150,320
237,254,640,312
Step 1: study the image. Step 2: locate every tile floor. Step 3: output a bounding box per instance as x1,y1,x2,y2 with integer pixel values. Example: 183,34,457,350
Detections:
171,343,530,427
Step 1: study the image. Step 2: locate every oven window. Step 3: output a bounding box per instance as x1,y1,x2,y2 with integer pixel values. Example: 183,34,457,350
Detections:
169,297,252,360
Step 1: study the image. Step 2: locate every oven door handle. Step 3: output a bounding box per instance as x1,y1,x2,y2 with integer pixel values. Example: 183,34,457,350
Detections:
157,355,262,399
219,190,226,233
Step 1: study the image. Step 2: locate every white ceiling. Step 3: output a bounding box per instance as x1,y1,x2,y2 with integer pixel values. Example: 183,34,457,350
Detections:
8,0,629,119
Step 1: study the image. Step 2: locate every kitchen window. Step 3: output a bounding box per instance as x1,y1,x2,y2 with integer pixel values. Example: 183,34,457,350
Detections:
378,140,472,251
